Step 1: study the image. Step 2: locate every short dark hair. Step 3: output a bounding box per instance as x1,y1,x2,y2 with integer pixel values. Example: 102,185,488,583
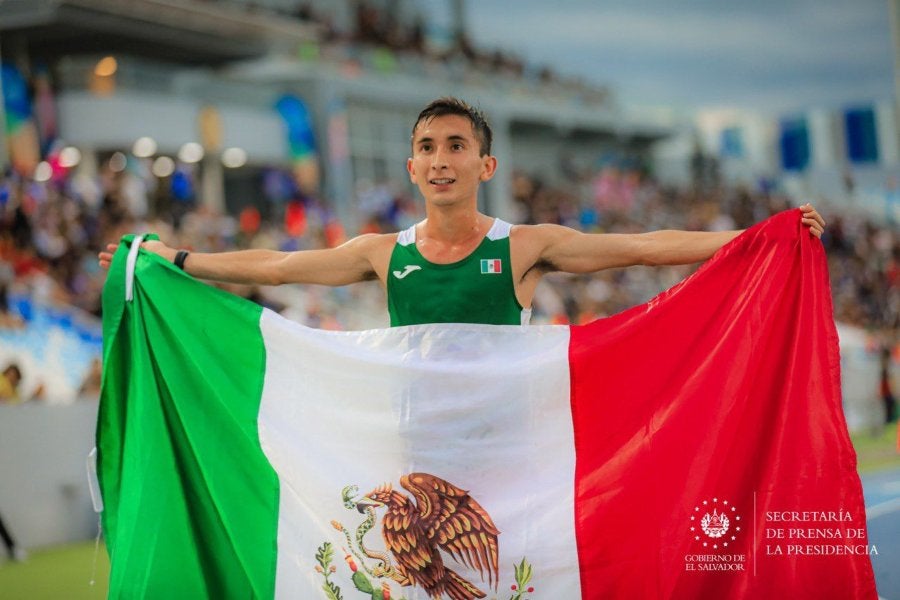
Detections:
3,364,21,383
411,97,493,156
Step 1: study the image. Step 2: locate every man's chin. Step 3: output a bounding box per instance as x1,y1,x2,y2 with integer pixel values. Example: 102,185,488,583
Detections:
423,191,455,203
426,196,464,209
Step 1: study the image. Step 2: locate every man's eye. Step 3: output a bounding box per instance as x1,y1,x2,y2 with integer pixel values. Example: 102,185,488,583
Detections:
420,144,432,152
451,144,463,150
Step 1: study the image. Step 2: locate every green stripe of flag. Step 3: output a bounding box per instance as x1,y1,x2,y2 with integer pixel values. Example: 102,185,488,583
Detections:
97,237,279,598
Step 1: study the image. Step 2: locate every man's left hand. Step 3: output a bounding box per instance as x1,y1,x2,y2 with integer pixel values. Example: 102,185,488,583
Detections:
801,203,825,238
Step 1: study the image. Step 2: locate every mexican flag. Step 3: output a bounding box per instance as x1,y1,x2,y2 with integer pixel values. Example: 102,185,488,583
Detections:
97,210,876,599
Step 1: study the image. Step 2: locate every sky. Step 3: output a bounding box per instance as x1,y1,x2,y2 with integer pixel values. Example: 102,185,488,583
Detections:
459,0,896,116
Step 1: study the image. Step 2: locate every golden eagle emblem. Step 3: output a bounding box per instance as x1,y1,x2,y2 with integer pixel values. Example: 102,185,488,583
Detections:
356,472,500,600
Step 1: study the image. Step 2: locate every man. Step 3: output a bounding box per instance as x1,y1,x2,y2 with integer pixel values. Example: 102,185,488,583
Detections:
99,97,825,325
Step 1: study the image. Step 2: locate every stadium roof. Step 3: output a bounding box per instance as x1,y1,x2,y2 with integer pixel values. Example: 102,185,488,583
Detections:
0,0,318,65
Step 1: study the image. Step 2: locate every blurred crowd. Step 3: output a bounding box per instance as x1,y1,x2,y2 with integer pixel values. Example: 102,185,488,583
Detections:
2,159,898,329
202,0,610,105
510,166,900,337
1,157,897,402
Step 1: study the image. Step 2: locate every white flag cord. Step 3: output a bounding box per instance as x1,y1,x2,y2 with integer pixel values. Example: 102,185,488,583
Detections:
125,234,146,302
86,447,103,513
86,447,104,586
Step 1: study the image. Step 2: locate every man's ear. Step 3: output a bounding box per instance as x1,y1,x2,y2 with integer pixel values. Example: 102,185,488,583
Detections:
407,157,416,183
480,155,498,182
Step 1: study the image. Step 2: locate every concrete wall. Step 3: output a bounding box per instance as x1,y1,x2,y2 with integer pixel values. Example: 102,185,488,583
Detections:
0,402,99,550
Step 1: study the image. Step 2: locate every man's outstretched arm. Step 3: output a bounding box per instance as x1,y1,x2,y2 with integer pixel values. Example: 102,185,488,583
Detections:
98,234,392,287
533,227,743,273
522,204,825,274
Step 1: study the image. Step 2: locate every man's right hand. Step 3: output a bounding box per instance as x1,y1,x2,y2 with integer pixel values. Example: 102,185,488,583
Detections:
97,240,176,270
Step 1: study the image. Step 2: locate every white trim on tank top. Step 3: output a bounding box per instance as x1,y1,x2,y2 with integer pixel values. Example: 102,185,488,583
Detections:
396,218,511,247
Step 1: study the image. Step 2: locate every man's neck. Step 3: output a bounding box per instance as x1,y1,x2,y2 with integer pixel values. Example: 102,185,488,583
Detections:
421,204,491,245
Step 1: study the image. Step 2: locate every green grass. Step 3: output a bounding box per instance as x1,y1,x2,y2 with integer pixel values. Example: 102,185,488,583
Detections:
0,541,109,600
852,424,900,474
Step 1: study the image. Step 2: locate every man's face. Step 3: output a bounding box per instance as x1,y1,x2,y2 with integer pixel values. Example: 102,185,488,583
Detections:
407,114,496,208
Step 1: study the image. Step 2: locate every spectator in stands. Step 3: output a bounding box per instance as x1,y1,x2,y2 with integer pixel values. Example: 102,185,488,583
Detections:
0,362,43,403
0,261,23,329
0,363,22,403
78,357,103,399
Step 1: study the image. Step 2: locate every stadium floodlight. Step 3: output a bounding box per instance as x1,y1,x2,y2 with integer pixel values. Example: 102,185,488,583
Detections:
133,137,158,158
221,147,248,168
94,56,118,77
34,161,52,182
109,152,127,173
178,142,204,164
152,156,175,178
59,147,82,168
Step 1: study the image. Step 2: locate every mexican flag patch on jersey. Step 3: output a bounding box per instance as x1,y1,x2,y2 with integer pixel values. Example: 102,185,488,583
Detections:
480,258,502,274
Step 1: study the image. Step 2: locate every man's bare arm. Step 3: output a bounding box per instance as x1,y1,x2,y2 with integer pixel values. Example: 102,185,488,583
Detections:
98,234,392,286
531,226,743,273
526,204,825,275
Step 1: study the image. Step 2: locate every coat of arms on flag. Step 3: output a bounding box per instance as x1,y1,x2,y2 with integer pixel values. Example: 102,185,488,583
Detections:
322,473,529,600
480,259,502,274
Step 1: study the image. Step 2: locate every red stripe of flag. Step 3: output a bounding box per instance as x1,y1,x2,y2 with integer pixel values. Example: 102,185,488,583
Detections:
568,210,875,599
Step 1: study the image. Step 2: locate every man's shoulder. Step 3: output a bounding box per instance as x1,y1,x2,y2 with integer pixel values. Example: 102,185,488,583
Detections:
334,232,401,281
508,223,587,274
338,232,399,267
507,223,561,275
509,222,572,245
346,231,400,250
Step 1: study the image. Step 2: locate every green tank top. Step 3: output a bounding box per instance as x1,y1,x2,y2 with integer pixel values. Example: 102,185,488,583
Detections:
387,219,530,327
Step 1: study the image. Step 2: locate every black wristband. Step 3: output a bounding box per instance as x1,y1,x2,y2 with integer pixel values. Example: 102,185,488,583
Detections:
174,250,190,271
